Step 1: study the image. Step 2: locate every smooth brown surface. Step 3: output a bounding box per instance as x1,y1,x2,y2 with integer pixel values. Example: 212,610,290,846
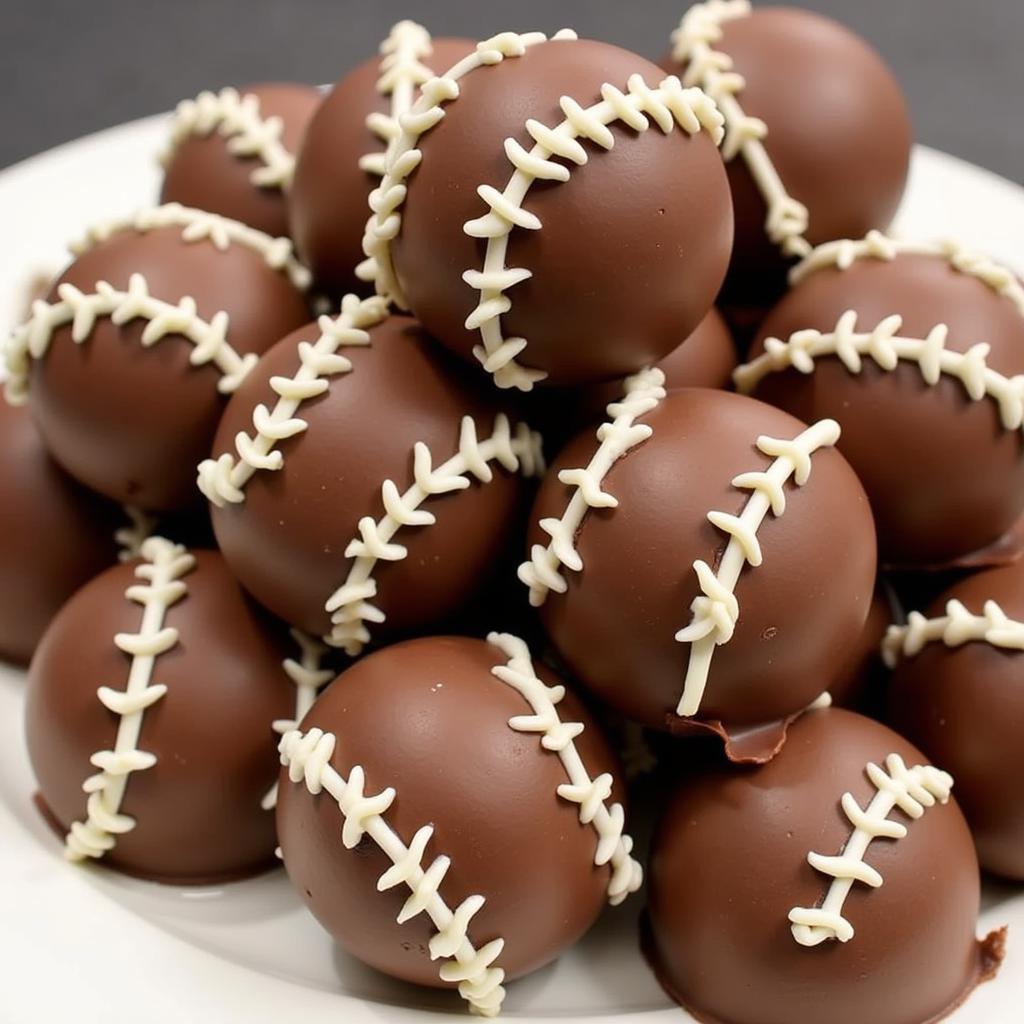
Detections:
888,563,1024,880
25,548,295,883
29,223,310,511
289,39,476,298
0,401,120,665
276,635,624,986
392,37,733,386
748,253,1024,566
646,708,996,1024
531,388,877,733
210,315,530,639
828,581,893,715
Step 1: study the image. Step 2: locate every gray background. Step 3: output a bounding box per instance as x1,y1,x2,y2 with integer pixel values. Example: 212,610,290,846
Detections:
1,0,1021,181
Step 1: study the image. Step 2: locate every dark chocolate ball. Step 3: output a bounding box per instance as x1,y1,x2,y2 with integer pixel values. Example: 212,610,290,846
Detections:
276,633,639,1013
7,206,311,512
161,82,321,238
739,241,1024,566
370,32,732,388
25,542,299,884
886,562,1024,880
646,708,1000,1024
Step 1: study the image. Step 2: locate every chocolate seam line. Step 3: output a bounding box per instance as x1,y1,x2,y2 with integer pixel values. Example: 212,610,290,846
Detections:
881,599,1024,668
487,632,643,906
670,0,811,259
517,367,667,606
788,753,953,946
733,309,1024,433
278,727,506,1016
197,293,391,507
673,418,841,717
64,538,196,863
461,74,724,392
4,273,257,407
324,414,545,655
788,231,1024,315
160,87,297,191
115,505,157,564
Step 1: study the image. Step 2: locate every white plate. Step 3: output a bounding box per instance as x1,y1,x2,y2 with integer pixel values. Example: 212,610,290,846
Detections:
1,117,1023,1024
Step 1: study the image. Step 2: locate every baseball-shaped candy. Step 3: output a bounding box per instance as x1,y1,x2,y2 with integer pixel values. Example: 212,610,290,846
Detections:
737,236,1024,566
5,204,310,512
276,633,641,1016
363,30,733,390
161,82,321,238
645,708,1000,1024
885,562,1024,879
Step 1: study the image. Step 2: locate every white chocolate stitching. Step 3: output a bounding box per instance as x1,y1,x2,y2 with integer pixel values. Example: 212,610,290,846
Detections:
279,727,506,1016
518,367,667,606
487,632,643,906
733,309,1024,433
325,415,545,654
788,753,953,946
461,74,724,391
115,506,157,563
197,294,390,506
671,0,811,259
65,538,196,862
674,418,840,716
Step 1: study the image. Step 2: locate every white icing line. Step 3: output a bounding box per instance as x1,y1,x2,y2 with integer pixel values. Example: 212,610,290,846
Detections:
461,73,723,391
161,87,297,191
279,727,506,1016
671,0,811,259
325,415,545,654
518,367,667,606
487,632,643,906
197,294,390,506
65,538,196,862
115,506,157,563
674,418,841,717
733,309,1024,433
788,753,953,946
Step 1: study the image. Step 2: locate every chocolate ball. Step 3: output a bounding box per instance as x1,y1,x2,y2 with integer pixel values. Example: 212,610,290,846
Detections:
0,400,120,665
828,581,893,716
276,633,641,1014
367,31,732,389
664,2,910,303
645,708,1001,1024
737,238,1024,566
6,205,311,512
290,24,475,297
202,304,544,651
25,541,305,884
886,562,1024,880
521,384,876,751
161,82,321,239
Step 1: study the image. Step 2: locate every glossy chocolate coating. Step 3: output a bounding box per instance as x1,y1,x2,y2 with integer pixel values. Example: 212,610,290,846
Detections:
161,82,321,238
646,708,999,1024
25,549,294,884
28,223,309,511
748,253,1024,566
888,563,1024,879
276,634,624,986
530,388,876,737
828,581,893,716
391,37,733,386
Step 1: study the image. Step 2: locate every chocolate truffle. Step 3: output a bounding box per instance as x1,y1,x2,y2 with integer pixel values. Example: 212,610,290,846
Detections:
160,82,321,238
275,632,641,1015
289,23,475,297
201,299,544,651
645,707,1002,1024
24,539,328,884
0,400,121,665
737,234,1024,566
885,562,1024,880
364,30,733,390
665,1,911,304
6,204,311,511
